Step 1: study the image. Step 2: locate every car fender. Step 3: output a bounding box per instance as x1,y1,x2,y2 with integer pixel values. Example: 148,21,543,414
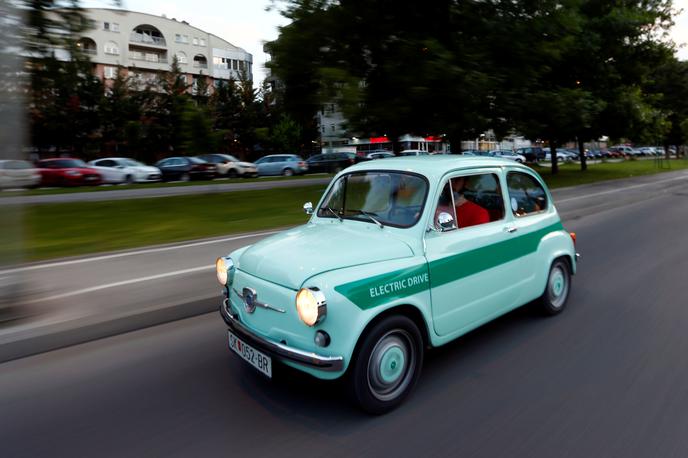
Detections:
290,256,433,378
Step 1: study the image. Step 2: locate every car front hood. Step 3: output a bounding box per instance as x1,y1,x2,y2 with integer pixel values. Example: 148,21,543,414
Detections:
237,223,414,290
238,162,256,168
134,166,160,173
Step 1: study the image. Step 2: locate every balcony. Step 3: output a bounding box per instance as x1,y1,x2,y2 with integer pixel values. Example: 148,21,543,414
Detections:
129,33,166,47
193,62,208,69
130,54,168,64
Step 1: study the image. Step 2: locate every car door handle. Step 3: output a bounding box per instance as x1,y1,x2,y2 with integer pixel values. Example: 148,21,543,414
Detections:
505,226,518,233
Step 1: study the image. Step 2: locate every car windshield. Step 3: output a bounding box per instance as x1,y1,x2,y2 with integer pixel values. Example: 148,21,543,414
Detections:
317,172,428,228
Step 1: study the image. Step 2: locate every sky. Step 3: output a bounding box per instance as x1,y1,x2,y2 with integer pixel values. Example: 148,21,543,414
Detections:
83,0,688,84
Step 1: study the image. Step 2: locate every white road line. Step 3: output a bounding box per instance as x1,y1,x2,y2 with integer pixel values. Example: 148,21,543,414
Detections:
556,173,688,204
0,230,281,275
24,265,214,304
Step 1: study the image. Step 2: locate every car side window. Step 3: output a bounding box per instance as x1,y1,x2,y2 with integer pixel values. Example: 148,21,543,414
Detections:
507,172,548,216
435,173,504,231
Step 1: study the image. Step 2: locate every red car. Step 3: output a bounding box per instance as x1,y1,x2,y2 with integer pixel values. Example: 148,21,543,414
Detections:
36,158,103,187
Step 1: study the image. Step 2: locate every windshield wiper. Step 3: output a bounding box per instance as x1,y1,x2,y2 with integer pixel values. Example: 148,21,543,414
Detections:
325,206,343,222
354,210,384,229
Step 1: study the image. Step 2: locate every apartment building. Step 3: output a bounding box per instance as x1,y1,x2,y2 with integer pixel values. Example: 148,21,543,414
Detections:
69,8,252,90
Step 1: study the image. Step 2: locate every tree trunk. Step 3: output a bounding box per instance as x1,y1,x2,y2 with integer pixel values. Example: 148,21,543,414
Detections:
578,138,587,171
550,140,559,175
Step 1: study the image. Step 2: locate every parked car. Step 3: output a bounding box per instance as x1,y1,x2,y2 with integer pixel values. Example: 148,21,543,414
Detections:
36,158,102,187
609,145,637,157
356,149,393,162
543,149,573,163
215,155,578,414
489,150,526,163
458,150,480,156
515,146,545,162
305,153,356,174
196,154,257,178
398,149,430,156
155,156,216,181
88,157,162,183
367,151,395,160
0,160,41,189
255,154,308,176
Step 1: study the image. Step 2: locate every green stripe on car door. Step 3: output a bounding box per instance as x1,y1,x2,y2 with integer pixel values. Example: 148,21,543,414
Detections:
335,221,564,310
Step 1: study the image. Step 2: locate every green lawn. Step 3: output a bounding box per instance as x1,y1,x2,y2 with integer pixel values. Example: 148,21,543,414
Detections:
6,158,688,262
13,185,326,261
531,158,688,189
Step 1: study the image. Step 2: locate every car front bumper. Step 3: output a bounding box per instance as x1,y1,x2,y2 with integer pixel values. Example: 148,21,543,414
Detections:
220,298,344,372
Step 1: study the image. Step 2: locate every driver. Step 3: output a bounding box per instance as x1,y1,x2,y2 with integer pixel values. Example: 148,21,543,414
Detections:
451,176,489,228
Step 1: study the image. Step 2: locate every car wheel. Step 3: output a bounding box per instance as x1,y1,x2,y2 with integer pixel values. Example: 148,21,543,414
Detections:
348,315,423,415
125,175,134,184
538,258,571,316
180,172,191,182
282,168,294,177
228,169,239,179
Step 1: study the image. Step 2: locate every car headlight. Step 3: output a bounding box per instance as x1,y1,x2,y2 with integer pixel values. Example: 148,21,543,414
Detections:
216,257,234,286
296,287,327,327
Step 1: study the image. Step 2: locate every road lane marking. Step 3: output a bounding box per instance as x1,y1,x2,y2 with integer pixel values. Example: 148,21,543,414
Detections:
24,265,214,304
556,173,688,204
0,230,281,275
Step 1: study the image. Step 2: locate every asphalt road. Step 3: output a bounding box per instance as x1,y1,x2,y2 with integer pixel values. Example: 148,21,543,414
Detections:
0,176,333,205
2,170,688,457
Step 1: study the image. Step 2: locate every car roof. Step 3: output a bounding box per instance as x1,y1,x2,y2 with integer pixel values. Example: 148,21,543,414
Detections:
345,155,529,181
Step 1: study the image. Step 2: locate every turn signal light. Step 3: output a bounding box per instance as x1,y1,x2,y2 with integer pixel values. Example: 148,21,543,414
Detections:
569,232,577,246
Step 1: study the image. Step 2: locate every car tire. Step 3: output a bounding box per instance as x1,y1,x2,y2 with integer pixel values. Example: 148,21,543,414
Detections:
125,174,134,184
282,168,294,177
180,172,191,182
348,315,424,415
228,169,239,179
538,258,571,316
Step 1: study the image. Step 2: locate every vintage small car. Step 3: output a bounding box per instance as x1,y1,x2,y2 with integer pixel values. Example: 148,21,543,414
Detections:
216,156,578,414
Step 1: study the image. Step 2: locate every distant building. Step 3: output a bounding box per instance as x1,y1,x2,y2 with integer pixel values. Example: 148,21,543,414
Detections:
56,8,252,91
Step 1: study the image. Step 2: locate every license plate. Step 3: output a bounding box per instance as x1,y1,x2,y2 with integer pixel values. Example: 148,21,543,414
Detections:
228,331,272,378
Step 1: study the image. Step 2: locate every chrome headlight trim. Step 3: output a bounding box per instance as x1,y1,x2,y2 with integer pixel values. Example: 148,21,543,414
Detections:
295,287,327,327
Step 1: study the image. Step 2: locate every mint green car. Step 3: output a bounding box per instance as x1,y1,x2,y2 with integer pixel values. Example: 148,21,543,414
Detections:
216,156,578,414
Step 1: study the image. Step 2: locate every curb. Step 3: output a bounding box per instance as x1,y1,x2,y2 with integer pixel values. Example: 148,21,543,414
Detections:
0,295,218,363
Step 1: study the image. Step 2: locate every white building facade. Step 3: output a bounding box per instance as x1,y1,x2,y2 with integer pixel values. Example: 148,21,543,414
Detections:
70,8,252,90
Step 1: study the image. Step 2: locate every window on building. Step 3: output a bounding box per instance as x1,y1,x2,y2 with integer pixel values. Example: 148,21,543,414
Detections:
200,38,206,46
232,59,238,70
111,23,119,32
103,22,110,30
175,34,182,43
193,37,198,45
182,35,189,43
104,41,119,55
104,66,117,79
239,61,245,71
176,52,187,64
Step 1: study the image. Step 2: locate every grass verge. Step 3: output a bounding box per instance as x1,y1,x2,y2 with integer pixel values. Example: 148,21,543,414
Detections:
12,185,326,261
531,158,688,189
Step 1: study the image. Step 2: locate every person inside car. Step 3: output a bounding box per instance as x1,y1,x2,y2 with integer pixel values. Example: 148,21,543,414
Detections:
451,176,489,228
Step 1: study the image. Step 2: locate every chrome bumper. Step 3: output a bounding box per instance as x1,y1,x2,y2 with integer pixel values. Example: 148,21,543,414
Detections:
220,298,344,372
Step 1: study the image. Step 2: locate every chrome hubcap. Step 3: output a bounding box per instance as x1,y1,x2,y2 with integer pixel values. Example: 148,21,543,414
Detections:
549,266,569,308
367,330,415,401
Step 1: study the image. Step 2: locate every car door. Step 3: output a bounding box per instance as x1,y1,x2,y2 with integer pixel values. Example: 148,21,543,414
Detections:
503,168,559,302
424,169,523,337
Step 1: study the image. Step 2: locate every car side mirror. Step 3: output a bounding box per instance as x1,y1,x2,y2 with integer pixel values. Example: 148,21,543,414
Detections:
303,202,313,215
437,212,456,232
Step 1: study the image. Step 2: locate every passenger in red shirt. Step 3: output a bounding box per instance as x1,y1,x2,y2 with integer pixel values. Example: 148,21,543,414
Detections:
451,176,489,228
